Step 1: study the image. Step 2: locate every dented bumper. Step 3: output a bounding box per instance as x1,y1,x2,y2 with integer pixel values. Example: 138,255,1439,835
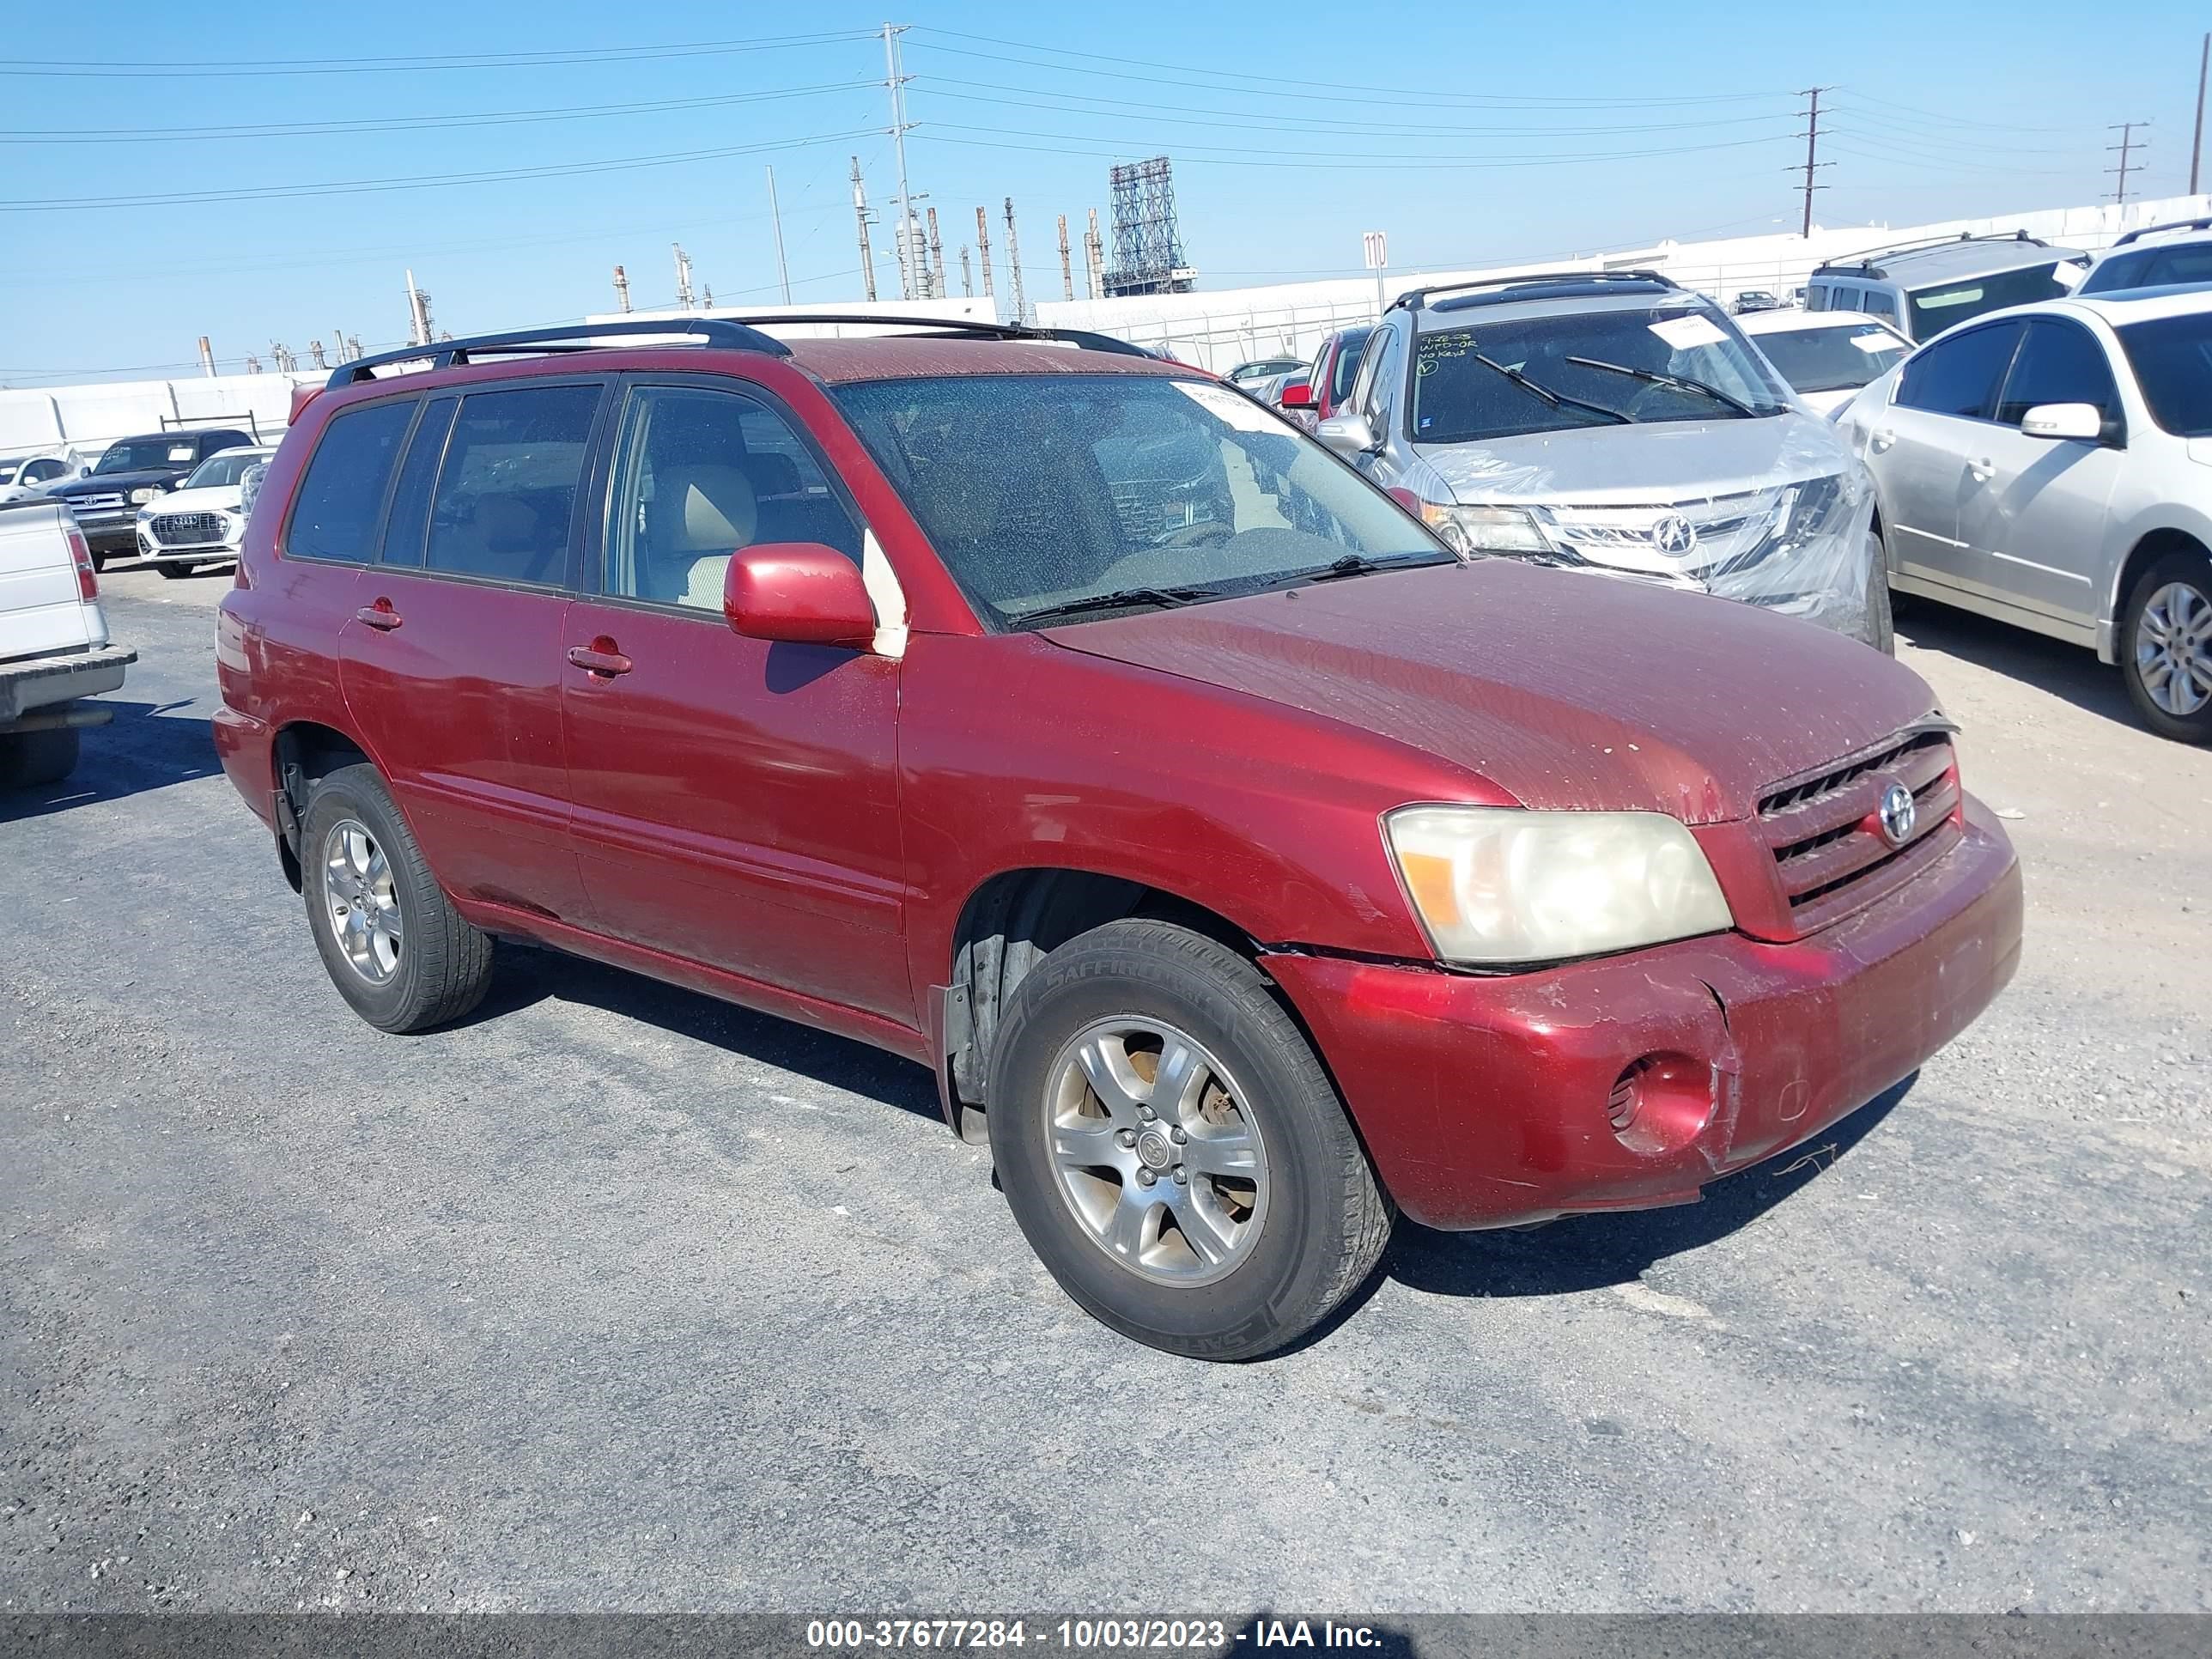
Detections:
1266,796,2021,1230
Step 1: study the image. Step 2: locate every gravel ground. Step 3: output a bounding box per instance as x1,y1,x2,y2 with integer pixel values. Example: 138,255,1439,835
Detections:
3,565,2207,1614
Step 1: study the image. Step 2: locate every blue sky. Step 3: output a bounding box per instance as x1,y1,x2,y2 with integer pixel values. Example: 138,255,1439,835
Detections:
3,0,2203,384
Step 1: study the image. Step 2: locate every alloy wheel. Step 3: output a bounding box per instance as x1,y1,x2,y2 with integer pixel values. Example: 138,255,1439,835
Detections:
1042,1017,1270,1286
2135,580,2212,719
320,818,404,984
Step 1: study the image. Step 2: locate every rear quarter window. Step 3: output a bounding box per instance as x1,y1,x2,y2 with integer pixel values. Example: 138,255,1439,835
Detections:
285,400,415,564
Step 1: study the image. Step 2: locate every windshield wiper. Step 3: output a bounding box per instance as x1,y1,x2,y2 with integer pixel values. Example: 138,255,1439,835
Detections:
1563,356,1760,417
1291,551,1458,585
1471,352,1632,424
1014,585,1218,625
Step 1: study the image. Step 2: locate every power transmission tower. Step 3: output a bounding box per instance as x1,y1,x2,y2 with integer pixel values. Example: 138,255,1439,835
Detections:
611,264,632,313
1793,87,1832,238
959,246,973,297
2108,121,2149,205
672,243,695,311
975,205,995,301
882,22,920,300
1004,198,1028,324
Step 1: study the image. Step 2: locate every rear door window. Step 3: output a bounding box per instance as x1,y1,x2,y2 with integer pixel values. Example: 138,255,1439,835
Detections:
1894,323,2023,420
285,399,415,564
422,383,604,587
1993,320,2119,426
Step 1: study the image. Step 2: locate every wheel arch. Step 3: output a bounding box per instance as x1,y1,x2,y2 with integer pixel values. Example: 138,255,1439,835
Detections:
268,720,376,890
2103,526,2211,664
934,865,1265,1144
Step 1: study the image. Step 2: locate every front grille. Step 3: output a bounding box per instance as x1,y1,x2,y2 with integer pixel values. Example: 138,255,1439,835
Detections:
1758,728,1959,932
149,512,226,547
69,493,126,514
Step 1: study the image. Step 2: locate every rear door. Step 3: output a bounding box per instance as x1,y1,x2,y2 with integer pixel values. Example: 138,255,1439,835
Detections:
338,380,606,924
1960,317,2125,630
1865,320,2023,599
559,376,909,1021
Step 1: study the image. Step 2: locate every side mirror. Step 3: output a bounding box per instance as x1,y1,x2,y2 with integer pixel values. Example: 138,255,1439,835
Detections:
723,543,876,647
1278,380,1316,410
1385,486,1425,516
1315,410,1379,458
2020,403,2101,442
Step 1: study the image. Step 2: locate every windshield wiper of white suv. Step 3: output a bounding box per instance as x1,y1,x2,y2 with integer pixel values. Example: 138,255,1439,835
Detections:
1563,356,1761,417
1471,352,1633,425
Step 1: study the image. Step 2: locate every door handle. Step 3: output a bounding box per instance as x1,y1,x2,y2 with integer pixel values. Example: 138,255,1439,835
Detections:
566,639,634,678
1869,428,1895,452
1968,458,1994,483
355,600,403,630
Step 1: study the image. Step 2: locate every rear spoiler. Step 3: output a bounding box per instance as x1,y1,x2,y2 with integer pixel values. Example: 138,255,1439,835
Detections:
288,384,321,426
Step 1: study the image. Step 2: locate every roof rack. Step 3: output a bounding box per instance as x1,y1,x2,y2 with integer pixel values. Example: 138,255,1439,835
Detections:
2110,216,2212,249
1812,229,2053,278
714,312,1152,357
327,317,792,389
1390,269,1680,313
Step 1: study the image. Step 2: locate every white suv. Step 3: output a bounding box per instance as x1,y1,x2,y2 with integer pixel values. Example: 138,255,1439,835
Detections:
1837,286,2212,740
2078,218,2212,295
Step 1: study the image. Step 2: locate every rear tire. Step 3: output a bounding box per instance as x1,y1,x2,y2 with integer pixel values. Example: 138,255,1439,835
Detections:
2120,549,2212,744
0,727,81,790
1865,558,1896,655
298,763,495,1032
987,919,1391,1361
89,552,108,573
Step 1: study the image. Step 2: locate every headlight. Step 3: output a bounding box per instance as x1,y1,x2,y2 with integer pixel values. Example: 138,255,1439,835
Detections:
130,487,157,504
1420,501,1552,557
1385,805,1733,965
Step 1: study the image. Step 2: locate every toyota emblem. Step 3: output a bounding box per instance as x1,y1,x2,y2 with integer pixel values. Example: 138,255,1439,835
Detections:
1877,782,1917,847
1652,514,1698,557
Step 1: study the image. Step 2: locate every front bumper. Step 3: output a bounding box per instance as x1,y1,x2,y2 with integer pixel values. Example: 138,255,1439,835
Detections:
1266,795,2021,1230
136,530,241,563
0,643,136,726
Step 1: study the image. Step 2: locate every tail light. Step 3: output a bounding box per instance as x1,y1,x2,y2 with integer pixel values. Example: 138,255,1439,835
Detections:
64,523,97,601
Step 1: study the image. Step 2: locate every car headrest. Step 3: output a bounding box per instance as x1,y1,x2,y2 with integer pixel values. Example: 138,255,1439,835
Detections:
659,464,758,552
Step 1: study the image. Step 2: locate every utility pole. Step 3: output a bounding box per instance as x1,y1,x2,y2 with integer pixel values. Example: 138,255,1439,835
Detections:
2108,121,2149,205
766,166,792,304
959,246,973,296
404,269,434,346
1057,214,1074,301
612,264,632,313
1085,208,1104,300
850,157,878,302
1004,198,1027,323
2195,35,2209,196
672,243,695,311
927,206,947,299
882,22,918,300
196,336,216,377
1793,87,1832,238
308,340,327,369
975,205,995,301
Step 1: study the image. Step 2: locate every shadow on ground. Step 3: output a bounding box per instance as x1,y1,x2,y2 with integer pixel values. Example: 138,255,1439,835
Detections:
0,700,218,823
1899,595,2136,727
462,942,943,1123
1383,1074,1914,1301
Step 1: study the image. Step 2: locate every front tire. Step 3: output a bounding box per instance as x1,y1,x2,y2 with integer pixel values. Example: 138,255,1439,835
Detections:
2120,550,2212,744
298,763,495,1032
0,727,81,789
156,562,194,580
987,920,1391,1361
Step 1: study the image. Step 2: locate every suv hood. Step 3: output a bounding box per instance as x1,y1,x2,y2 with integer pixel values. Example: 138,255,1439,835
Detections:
1042,560,1935,823
51,469,182,496
1413,410,1846,506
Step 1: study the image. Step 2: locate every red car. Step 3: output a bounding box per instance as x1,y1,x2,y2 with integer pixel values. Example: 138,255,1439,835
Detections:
215,317,2022,1360
1279,324,1375,431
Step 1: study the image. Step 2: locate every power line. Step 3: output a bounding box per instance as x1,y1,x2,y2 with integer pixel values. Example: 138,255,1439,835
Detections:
0,126,880,212
0,82,876,144
1829,89,2075,133
0,30,875,79
913,128,1791,172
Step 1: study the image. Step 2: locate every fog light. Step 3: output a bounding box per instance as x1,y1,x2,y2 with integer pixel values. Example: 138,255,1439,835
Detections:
1607,1054,1717,1157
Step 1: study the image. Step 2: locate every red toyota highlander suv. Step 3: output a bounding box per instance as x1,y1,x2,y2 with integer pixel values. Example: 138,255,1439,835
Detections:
214,317,2022,1360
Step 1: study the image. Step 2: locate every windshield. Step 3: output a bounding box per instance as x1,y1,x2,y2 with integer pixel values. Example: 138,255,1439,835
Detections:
831,373,1445,627
1410,305,1789,444
1753,320,1910,393
94,437,198,474
0,462,19,487
2118,312,2212,437
183,451,264,489
1906,262,2076,339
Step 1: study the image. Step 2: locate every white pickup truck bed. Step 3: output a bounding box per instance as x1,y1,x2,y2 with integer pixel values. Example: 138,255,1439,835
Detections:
0,499,135,787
